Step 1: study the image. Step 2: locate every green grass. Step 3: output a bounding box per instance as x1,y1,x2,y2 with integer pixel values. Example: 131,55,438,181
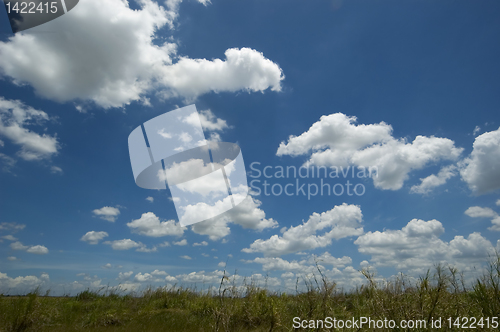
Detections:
1,256,500,331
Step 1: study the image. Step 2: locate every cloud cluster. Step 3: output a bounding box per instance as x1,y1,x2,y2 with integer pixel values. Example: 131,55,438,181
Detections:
355,218,496,274
10,241,49,255
127,212,185,237
465,205,500,231
0,97,59,162
92,206,120,222
242,203,362,256
191,195,278,240
0,0,283,108
277,113,463,190
0,272,49,295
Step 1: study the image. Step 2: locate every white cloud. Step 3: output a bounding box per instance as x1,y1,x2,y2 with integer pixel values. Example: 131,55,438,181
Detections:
191,195,277,240
0,272,49,294
497,199,500,206
104,239,143,251
0,97,59,161
242,203,363,257
50,166,63,174
176,270,223,284
245,252,352,273
10,241,28,250
136,246,158,253
460,127,500,194
26,245,49,255
173,239,188,246
218,262,226,267
116,282,141,292
465,206,500,232
151,270,168,276
146,196,154,203
354,219,495,274
159,47,284,100
127,212,185,237
410,165,457,195
0,153,16,172
93,206,120,222
134,272,154,282
0,0,283,108
473,126,481,136
180,255,192,260
193,241,208,246
183,109,228,132
2,235,17,241
465,206,497,219
117,271,134,281
80,231,109,245
11,241,49,254
277,113,463,190
0,222,25,232
7,256,17,261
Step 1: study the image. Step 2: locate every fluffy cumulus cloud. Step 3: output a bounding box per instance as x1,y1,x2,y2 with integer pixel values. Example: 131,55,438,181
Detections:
0,0,283,108
80,231,109,244
191,195,278,240
460,127,500,194
242,203,363,256
277,113,463,190
465,206,500,231
92,206,120,222
355,218,496,274
127,212,185,237
0,97,59,161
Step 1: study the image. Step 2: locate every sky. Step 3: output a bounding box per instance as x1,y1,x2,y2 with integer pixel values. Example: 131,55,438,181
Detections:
1,0,500,295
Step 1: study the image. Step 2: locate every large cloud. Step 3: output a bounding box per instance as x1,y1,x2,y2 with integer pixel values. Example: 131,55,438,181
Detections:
460,127,500,194
354,218,496,274
0,272,49,295
0,0,284,108
191,195,278,240
0,97,59,161
277,113,463,190
242,203,363,256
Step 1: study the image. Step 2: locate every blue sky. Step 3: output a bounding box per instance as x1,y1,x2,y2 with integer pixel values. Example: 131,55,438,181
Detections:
1,0,500,295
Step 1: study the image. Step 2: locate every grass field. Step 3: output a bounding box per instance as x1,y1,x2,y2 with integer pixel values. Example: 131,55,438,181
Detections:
1,257,500,332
